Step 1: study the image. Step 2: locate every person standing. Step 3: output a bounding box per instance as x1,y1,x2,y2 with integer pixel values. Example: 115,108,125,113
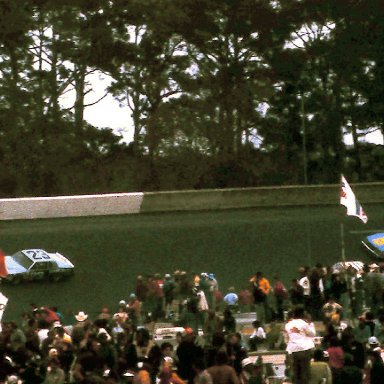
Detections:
309,349,332,384
223,287,239,312
163,274,176,320
206,350,239,384
273,276,288,321
298,267,311,314
285,307,316,384
250,272,271,323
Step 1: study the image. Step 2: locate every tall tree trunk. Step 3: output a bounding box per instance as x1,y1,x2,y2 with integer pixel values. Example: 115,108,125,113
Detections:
74,63,86,132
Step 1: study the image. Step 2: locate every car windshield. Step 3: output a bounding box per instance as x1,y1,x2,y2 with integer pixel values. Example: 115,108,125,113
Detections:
12,251,34,270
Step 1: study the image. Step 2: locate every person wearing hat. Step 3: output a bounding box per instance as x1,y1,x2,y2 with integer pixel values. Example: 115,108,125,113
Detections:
239,358,255,384
72,311,90,349
74,311,88,323
364,336,384,384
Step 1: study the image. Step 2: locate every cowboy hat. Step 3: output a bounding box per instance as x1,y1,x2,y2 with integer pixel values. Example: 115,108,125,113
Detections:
75,311,88,322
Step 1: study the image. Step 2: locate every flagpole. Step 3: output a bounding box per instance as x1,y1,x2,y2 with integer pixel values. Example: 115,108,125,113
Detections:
301,92,312,266
340,221,346,262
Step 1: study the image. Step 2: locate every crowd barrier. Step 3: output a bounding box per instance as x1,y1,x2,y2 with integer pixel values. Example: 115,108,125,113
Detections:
0,182,383,221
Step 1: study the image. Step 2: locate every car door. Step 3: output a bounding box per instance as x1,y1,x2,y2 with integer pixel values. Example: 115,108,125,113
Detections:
28,262,48,280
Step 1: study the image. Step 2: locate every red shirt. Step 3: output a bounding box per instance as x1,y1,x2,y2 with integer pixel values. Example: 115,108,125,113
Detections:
327,346,344,369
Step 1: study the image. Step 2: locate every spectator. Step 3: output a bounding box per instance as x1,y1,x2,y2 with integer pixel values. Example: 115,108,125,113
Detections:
222,308,236,335
206,350,239,384
238,288,253,313
192,358,212,384
42,357,65,384
248,320,266,351
326,336,344,383
176,329,204,384
163,274,176,320
203,310,223,346
273,275,288,321
223,287,239,311
250,272,271,323
289,279,304,307
309,349,332,384
298,267,311,313
338,353,363,384
322,297,343,324
285,306,316,384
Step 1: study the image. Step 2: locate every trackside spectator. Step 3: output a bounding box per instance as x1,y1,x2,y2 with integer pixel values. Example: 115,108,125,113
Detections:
285,306,316,384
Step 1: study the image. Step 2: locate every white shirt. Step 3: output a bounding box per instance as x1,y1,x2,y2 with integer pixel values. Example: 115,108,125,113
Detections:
285,318,316,354
37,328,49,345
250,326,266,340
299,276,324,295
299,276,310,296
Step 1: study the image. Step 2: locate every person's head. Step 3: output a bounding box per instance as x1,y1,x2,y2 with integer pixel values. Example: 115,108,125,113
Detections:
365,311,375,322
313,349,325,361
183,328,195,342
292,306,305,319
329,336,340,347
160,342,173,357
228,332,241,345
368,336,380,349
330,313,340,326
192,358,206,373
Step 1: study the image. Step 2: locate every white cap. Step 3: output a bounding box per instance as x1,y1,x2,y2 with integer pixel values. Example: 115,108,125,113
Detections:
369,336,379,345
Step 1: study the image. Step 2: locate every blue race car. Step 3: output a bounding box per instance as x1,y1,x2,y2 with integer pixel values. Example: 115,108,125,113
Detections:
362,233,384,258
1,249,74,284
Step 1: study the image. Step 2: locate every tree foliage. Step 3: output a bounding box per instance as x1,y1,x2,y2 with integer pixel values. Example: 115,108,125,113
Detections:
0,0,383,196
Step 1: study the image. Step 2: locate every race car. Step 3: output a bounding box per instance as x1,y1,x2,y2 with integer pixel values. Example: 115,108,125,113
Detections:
362,233,384,258
0,249,74,284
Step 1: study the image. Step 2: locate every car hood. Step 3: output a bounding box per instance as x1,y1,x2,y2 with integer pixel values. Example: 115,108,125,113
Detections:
47,252,74,269
4,256,27,275
362,233,384,257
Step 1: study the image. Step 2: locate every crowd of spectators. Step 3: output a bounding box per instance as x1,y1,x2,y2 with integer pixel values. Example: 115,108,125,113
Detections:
0,263,384,383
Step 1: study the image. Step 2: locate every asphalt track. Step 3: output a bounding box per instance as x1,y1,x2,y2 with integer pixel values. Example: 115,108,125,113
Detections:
0,204,382,322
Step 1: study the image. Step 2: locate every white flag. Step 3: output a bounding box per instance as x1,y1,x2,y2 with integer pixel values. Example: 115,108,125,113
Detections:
0,292,8,332
340,175,368,223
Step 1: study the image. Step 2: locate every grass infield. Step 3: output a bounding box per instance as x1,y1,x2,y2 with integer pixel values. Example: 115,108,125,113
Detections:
0,204,382,322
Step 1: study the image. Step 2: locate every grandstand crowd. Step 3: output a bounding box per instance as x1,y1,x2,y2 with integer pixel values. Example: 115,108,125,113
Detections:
1,263,384,383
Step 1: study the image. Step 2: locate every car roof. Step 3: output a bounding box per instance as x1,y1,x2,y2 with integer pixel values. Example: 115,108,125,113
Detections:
332,261,364,273
21,249,52,262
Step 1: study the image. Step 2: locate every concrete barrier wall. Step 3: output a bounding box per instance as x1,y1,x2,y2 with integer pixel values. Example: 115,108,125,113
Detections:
0,182,383,220
140,182,384,213
0,193,144,220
